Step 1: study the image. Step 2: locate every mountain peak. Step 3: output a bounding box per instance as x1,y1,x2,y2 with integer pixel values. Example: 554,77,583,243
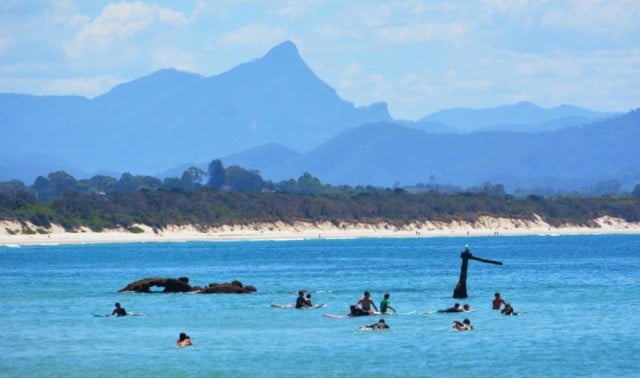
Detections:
263,40,300,62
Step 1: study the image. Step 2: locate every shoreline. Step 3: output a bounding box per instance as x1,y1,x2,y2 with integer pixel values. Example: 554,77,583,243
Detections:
2,215,640,246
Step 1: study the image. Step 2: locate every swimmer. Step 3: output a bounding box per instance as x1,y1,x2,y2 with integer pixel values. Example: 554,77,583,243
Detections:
501,303,519,316
452,318,473,331
176,332,192,347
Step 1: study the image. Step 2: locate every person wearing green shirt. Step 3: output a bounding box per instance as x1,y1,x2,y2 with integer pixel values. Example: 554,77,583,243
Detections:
380,292,396,314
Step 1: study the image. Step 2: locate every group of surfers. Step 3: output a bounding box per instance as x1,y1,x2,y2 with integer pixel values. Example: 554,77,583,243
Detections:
108,290,519,345
294,289,519,331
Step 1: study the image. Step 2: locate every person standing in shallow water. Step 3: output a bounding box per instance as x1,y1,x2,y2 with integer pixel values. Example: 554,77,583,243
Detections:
493,292,506,310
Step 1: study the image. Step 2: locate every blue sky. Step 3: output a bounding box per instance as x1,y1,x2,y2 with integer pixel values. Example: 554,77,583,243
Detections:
1,0,639,120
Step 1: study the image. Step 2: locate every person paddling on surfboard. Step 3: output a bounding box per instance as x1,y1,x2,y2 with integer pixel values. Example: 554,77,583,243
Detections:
452,318,473,331
380,292,397,314
361,318,390,330
111,302,127,317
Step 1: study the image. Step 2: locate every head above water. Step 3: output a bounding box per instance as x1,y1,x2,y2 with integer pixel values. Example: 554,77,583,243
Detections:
115,302,121,308
384,293,390,299
364,290,370,297
463,318,471,325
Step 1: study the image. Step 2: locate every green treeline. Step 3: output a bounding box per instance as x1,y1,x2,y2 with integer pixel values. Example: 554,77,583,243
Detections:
2,186,639,232
1,160,639,232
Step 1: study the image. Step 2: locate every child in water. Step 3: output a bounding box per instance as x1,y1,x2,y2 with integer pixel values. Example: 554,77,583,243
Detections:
452,318,473,331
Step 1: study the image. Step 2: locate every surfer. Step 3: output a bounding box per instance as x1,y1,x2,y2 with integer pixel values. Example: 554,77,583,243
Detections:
452,318,473,331
380,292,396,314
176,332,192,347
295,290,313,309
361,319,389,330
350,290,378,316
438,303,464,313
493,292,506,310
111,302,127,317
305,293,313,306
501,303,518,316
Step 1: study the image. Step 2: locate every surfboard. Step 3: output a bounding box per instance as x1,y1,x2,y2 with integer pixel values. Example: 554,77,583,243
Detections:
323,313,351,319
271,303,326,309
92,312,145,317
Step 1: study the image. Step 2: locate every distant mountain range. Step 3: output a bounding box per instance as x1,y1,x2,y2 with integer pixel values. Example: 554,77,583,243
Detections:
1,40,638,192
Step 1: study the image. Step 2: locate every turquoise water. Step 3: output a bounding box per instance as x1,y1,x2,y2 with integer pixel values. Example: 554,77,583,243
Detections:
1,235,639,377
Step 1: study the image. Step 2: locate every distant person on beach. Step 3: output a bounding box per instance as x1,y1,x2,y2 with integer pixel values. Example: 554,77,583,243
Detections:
361,318,389,330
452,318,473,331
350,290,378,316
380,292,397,314
295,290,312,309
493,292,506,310
438,303,464,313
111,302,127,316
176,332,192,347
501,303,518,316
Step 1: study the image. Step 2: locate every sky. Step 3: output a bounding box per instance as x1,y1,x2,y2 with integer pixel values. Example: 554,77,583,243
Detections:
1,0,639,120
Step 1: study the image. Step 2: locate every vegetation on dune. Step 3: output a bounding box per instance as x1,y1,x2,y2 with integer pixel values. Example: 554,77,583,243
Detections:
1,162,639,232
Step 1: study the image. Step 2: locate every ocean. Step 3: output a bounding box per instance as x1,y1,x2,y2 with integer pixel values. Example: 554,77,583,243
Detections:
1,235,639,377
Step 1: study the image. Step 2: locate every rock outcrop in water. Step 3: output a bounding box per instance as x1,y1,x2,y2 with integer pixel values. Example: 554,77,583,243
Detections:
119,277,257,294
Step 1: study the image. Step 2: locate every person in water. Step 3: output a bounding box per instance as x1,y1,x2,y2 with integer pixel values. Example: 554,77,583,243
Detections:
295,290,312,309
462,304,471,312
176,332,192,347
501,303,518,316
493,292,506,310
305,293,313,306
362,318,390,330
438,303,464,313
350,290,378,316
452,318,473,331
380,292,397,314
111,302,127,317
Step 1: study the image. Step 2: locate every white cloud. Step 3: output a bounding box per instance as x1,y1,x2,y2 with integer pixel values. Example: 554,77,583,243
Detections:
542,0,640,31
64,2,187,61
377,22,467,44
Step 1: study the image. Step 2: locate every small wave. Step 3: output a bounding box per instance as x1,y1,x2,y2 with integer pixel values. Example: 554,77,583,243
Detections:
1,244,21,248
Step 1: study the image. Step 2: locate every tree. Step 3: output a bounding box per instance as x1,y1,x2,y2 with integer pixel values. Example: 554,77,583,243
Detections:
207,159,225,189
224,166,266,192
181,167,206,190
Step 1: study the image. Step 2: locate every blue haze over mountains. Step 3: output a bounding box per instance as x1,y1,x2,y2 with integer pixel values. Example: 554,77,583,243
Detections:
1,41,638,192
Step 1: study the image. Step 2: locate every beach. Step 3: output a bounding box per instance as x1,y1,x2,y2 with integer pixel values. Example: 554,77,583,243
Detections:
2,215,639,246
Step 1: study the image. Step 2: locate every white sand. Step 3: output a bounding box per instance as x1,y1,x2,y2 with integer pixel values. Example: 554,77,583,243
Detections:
1,215,639,246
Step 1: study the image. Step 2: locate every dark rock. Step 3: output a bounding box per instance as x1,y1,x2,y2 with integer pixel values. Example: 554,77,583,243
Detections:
119,277,256,294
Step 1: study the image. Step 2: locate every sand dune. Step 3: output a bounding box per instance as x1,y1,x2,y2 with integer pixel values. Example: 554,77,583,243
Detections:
2,215,639,246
